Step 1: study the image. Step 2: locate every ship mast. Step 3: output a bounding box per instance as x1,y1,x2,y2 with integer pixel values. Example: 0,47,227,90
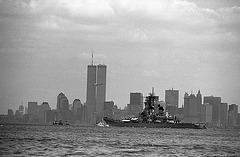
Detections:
91,50,94,65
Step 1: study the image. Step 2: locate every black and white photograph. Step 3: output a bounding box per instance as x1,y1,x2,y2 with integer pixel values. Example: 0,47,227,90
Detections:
0,0,240,156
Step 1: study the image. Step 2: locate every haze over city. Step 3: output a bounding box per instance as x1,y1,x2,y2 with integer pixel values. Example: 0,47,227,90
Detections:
0,0,240,114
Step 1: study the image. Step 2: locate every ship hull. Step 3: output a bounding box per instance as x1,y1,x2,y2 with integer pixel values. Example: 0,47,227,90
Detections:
103,117,206,129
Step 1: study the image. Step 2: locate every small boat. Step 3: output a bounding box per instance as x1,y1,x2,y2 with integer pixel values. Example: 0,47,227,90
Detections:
53,120,58,125
96,121,109,127
53,120,70,126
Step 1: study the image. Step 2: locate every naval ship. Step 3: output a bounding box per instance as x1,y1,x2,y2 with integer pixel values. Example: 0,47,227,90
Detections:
104,88,206,129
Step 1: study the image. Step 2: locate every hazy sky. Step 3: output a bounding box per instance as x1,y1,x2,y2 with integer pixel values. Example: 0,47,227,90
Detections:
0,0,240,114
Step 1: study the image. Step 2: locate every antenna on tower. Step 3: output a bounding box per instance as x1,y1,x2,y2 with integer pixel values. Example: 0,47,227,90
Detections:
91,51,94,65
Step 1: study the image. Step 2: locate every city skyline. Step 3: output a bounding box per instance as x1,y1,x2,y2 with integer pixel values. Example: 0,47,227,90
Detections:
0,0,240,114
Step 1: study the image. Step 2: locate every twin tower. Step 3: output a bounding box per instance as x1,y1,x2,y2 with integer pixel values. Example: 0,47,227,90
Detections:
86,63,107,124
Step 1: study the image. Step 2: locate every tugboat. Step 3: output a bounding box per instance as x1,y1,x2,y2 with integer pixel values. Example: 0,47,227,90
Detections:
104,88,206,129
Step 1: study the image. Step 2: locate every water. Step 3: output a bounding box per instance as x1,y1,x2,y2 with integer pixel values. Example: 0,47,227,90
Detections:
0,124,240,156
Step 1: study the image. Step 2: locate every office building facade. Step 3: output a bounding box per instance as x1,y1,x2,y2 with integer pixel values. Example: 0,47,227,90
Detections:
28,102,38,122
165,88,179,108
73,99,82,117
56,92,70,121
28,102,38,116
38,102,51,123
128,92,143,116
204,96,221,126
220,103,228,128
19,105,24,116
228,104,238,127
184,93,199,123
196,90,202,118
96,64,107,122
7,109,14,117
86,64,107,124
165,88,179,116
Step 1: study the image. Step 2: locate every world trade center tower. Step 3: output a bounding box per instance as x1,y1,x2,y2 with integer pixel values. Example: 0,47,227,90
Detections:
86,63,107,124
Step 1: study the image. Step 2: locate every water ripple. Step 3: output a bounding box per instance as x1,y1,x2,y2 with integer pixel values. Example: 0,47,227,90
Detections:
0,124,240,156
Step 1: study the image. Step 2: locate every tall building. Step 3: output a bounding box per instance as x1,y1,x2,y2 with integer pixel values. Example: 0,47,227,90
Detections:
56,92,70,121
86,63,107,124
28,102,38,116
228,104,238,127
165,88,179,108
38,102,51,123
57,92,66,111
128,92,143,116
220,103,228,128
61,98,70,121
7,109,14,117
81,104,88,123
204,96,221,126
196,90,202,118
19,104,24,116
86,65,97,123
96,64,107,122
237,113,240,126
165,88,179,116
200,103,212,124
73,99,82,117
130,93,143,108
24,106,28,114
184,93,199,123
28,102,38,122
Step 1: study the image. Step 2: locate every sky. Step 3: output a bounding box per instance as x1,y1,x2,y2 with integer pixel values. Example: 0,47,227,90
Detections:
0,0,240,114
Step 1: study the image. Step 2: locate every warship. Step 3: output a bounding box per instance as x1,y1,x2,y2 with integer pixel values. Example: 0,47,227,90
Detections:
104,88,206,129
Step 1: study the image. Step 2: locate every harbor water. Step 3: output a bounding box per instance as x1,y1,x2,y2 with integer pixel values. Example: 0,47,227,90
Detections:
0,124,240,156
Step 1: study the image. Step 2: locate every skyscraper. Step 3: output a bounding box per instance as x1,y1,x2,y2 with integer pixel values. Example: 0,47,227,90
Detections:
196,90,202,118
7,109,14,117
61,98,70,121
96,64,107,122
73,99,82,117
228,104,238,127
28,102,38,122
19,104,24,116
130,93,143,108
220,103,228,128
165,88,179,116
86,63,107,124
28,102,38,116
165,88,179,108
38,102,51,123
57,92,66,111
128,92,143,116
200,103,213,124
184,93,198,123
56,92,70,121
204,96,221,126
